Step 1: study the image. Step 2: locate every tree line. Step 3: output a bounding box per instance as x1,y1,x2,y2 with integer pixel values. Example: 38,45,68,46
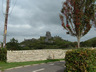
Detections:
5,37,96,50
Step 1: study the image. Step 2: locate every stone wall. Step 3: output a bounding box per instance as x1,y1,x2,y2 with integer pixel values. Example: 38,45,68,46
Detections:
7,49,68,62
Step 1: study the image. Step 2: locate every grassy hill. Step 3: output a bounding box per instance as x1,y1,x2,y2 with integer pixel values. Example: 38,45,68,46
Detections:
81,37,96,47
20,36,75,50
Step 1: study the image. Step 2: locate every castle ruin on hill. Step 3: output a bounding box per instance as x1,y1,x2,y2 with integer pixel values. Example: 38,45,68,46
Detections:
24,31,61,43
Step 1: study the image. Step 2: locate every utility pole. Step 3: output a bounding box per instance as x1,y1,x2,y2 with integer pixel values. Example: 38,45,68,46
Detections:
3,0,10,48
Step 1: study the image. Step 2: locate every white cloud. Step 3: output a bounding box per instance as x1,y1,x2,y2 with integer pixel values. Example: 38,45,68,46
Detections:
8,24,31,29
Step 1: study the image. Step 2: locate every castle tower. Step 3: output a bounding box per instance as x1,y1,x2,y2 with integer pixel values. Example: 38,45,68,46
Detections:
46,31,51,39
45,31,52,42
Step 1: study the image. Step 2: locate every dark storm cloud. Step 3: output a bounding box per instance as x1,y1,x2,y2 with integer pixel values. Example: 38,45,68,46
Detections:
9,0,64,26
29,0,64,26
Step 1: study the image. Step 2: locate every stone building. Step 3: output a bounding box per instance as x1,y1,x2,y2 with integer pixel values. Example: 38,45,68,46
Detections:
45,31,54,43
23,31,53,43
46,31,52,39
24,38,37,42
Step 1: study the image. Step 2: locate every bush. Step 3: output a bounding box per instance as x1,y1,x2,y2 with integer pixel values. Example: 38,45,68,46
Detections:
0,48,7,62
65,48,96,72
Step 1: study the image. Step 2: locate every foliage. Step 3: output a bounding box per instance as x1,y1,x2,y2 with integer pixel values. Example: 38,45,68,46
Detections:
6,37,96,50
20,37,74,50
65,48,96,72
60,0,95,48
6,38,21,50
81,37,96,47
0,48,7,62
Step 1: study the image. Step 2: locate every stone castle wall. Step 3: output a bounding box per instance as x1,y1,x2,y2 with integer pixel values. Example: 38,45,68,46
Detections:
7,49,68,62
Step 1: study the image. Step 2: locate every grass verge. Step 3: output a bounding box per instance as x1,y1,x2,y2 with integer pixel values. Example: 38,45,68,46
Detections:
0,59,64,70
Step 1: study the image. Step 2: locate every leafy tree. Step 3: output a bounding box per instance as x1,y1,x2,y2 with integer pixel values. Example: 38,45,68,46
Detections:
6,38,20,50
60,0,95,48
10,38,18,43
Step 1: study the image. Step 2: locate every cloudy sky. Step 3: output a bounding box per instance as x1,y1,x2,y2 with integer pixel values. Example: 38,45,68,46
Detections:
0,0,96,43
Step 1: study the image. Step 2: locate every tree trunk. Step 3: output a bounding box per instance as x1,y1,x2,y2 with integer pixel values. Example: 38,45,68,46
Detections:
77,36,80,48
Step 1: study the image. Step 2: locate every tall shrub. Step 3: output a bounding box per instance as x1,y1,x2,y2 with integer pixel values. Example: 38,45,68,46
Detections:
0,48,7,62
65,48,96,72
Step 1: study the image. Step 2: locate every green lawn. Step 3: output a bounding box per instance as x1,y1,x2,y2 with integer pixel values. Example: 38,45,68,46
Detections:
0,59,64,70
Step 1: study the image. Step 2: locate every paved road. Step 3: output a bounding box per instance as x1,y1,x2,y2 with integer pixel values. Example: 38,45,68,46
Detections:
4,61,66,72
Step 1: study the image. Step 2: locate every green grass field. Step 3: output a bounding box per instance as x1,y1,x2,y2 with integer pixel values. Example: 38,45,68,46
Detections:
0,59,64,70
